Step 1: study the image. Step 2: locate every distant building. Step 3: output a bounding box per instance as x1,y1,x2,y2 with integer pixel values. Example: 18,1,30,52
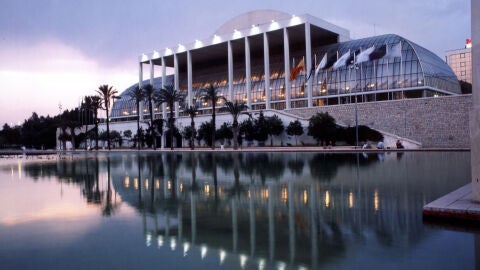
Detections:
446,39,472,93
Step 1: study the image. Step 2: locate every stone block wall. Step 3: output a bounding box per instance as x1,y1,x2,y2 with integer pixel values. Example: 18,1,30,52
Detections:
286,95,472,148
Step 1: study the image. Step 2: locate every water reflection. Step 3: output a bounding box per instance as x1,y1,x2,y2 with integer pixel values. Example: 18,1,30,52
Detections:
4,151,473,269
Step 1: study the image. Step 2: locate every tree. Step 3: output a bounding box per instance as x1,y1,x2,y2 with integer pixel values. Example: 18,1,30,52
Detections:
154,85,185,150
123,130,132,146
142,84,157,149
222,98,249,150
239,118,255,143
254,111,268,145
307,112,337,145
266,114,284,146
184,105,198,150
199,84,222,149
286,120,303,146
197,121,213,147
89,96,102,150
216,122,233,145
81,96,99,149
96,84,118,150
127,85,144,150
182,126,196,148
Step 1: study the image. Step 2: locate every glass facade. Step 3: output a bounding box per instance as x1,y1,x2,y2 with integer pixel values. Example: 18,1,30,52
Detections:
111,34,460,120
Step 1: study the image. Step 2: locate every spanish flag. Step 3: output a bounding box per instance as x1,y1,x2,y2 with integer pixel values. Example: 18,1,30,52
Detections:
289,58,304,81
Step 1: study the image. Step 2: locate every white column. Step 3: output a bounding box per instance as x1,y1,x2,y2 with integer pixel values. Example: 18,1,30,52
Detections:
284,28,291,109
245,37,252,110
268,184,275,260
161,57,167,149
305,23,313,108
187,50,193,106
149,60,155,119
228,40,234,102
471,0,480,201
249,184,255,256
174,53,179,118
139,62,144,121
264,32,271,110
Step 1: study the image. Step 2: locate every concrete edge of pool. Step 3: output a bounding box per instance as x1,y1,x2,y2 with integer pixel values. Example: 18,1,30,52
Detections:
423,184,480,221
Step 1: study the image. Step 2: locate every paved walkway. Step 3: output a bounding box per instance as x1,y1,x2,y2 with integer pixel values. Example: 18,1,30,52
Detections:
423,184,480,221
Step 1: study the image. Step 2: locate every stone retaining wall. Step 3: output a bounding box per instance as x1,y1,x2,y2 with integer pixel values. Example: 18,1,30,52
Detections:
286,95,472,148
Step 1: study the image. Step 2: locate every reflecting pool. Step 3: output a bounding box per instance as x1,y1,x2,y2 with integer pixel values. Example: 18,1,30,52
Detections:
0,151,477,269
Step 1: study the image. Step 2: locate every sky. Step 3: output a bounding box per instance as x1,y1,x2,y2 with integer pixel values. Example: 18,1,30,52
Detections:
0,0,471,126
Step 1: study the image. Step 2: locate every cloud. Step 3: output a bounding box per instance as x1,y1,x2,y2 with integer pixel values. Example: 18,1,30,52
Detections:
0,40,137,125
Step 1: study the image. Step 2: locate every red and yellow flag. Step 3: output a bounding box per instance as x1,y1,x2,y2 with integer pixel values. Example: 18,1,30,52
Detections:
289,58,304,81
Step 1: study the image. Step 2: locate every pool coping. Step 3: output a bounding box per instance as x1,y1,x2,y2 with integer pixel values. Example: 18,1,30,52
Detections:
423,184,480,221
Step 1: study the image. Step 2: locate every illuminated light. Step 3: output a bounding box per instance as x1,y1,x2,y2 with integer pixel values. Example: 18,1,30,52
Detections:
177,44,186,53
168,181,172,190
145,179,149,190
250,24,260,35
157,235,164,247
201,245,208,259
303,189,308,205
298,267,308,270
345,87,350,91
247,189,251,198
325,190,330,208
153,50,160,58
349,192,354,208
194,39,203,49
213,34,221,44
281,187,288,202
233,29,242,39
374,189,380,211
124,176,130,188
434,94,439,98
141,53,149,62
205,184,210,196
183,242,190,256
180,183,184,192
291,15,301,25
134,178,139,190
219,250,226,264
258,258,266,270
269,20,280,31
155,179,160,189
143,109,147,112
165,47,173,56
262,188,269,199
132,110,137,113
240,254,248,268
170,238,177,250
277,261,286,270
146,233,152,246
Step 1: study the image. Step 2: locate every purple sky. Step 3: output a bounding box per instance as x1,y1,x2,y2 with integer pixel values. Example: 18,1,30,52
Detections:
0,0,470,125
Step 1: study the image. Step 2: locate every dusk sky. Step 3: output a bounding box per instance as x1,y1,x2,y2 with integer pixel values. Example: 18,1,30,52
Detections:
0,0,470,126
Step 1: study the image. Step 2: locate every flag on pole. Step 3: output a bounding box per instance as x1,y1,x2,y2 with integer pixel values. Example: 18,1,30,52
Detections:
290,58,304,81
355,45,375,64
314,53,327,78
385,42,402,59
333,50,351,69
369,44,386,60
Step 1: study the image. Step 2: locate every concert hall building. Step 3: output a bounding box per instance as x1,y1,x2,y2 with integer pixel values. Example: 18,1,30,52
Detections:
111,9,459,121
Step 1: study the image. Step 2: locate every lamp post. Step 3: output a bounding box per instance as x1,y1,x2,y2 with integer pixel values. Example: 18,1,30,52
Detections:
351,64,359,149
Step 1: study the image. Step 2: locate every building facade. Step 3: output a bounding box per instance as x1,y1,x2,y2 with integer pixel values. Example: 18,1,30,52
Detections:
445,39,472,93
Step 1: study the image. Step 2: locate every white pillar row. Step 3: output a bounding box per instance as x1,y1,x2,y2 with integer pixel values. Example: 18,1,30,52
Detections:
138,62,144,121
305,22,313,108
228,40,234,102
174,53,179,118
283,28,291,109
245,36,252,110
263,32,271,110
161,57,167,149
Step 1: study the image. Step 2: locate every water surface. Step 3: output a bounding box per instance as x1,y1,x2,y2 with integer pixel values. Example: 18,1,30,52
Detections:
0,151,476,269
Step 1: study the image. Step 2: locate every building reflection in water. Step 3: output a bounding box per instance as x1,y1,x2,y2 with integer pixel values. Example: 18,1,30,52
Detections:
11,151,474,269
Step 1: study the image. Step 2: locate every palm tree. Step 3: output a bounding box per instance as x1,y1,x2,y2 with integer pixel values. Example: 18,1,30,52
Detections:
128,85,144,150
96,84,118,150
222,97,249,150
199,84,222,149
142,84,157,149
90,96,102,150
154,85,185,150
184,105,198,150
